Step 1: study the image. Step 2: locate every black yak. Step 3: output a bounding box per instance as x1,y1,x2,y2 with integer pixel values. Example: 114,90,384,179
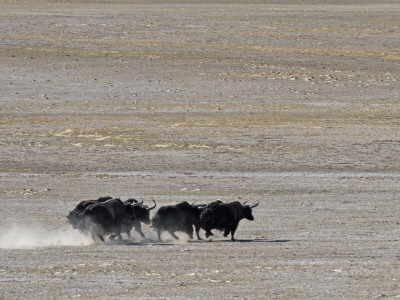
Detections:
200,200,259,241
121,199,156,238
151,201,202,241
68,198,136,242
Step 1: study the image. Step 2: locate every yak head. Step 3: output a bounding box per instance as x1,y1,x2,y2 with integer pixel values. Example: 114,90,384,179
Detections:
242,200,259,221
133,200,157,224
126,199,157,224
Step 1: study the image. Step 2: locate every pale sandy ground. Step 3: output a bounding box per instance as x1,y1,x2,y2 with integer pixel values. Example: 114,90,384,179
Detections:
1,1,400,299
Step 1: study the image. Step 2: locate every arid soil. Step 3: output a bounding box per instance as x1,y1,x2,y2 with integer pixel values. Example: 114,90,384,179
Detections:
1,1,400,299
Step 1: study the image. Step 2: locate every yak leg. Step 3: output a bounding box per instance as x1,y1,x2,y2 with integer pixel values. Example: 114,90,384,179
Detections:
89,225,105,242
157,230,162,241
230,223,239,241
184,223,194,239
169,231,179,240
188,229,194,240
223,228,230,237
91,231,104,242
202,224,213,238
205,228,214,238
194,224,202,240
135,223,145,238
109,233,122,240
114,224,123,241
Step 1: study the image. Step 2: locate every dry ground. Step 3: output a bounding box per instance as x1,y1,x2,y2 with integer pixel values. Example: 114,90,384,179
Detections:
1,0,400,299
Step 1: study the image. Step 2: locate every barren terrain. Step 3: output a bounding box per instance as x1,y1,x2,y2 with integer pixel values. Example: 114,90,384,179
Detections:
1,1,400,299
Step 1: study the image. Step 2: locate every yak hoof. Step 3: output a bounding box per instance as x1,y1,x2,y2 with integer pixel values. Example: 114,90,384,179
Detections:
205,231,213,238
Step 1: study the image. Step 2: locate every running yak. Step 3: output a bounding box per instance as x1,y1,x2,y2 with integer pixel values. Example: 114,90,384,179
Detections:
199,200,259,241
121,198,157,238
67,197,136,242
151,201,203,241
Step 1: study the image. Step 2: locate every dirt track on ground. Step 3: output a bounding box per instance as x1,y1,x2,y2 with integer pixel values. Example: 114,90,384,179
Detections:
1,1,400,299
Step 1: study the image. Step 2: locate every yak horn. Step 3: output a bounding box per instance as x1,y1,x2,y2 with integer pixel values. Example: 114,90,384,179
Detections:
197,203,209,210
147,199,157,210
250,200,259,208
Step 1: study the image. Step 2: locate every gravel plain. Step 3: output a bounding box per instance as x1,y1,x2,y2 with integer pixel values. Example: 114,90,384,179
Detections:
1,1,400,299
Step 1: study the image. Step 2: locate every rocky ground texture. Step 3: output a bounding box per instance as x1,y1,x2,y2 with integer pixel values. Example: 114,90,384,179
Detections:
1,1,400,299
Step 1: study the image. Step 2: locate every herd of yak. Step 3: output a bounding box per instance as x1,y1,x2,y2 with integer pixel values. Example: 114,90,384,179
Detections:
67,196,259,242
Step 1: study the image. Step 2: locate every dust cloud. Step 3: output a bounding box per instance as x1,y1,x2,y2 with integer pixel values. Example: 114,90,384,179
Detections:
0,224,94,249
0,223,194,249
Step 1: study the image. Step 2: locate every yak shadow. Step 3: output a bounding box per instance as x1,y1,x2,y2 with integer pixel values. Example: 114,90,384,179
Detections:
188,238,291,244
210,238,291,243
103,237,290,246
105,238,176,246
237,238,290,243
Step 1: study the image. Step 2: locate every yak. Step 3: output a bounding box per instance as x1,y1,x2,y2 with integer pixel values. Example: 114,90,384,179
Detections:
67,196,113,229
199,200,259,241
68,198,136,242
151,201,202,241
120,198,157,238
